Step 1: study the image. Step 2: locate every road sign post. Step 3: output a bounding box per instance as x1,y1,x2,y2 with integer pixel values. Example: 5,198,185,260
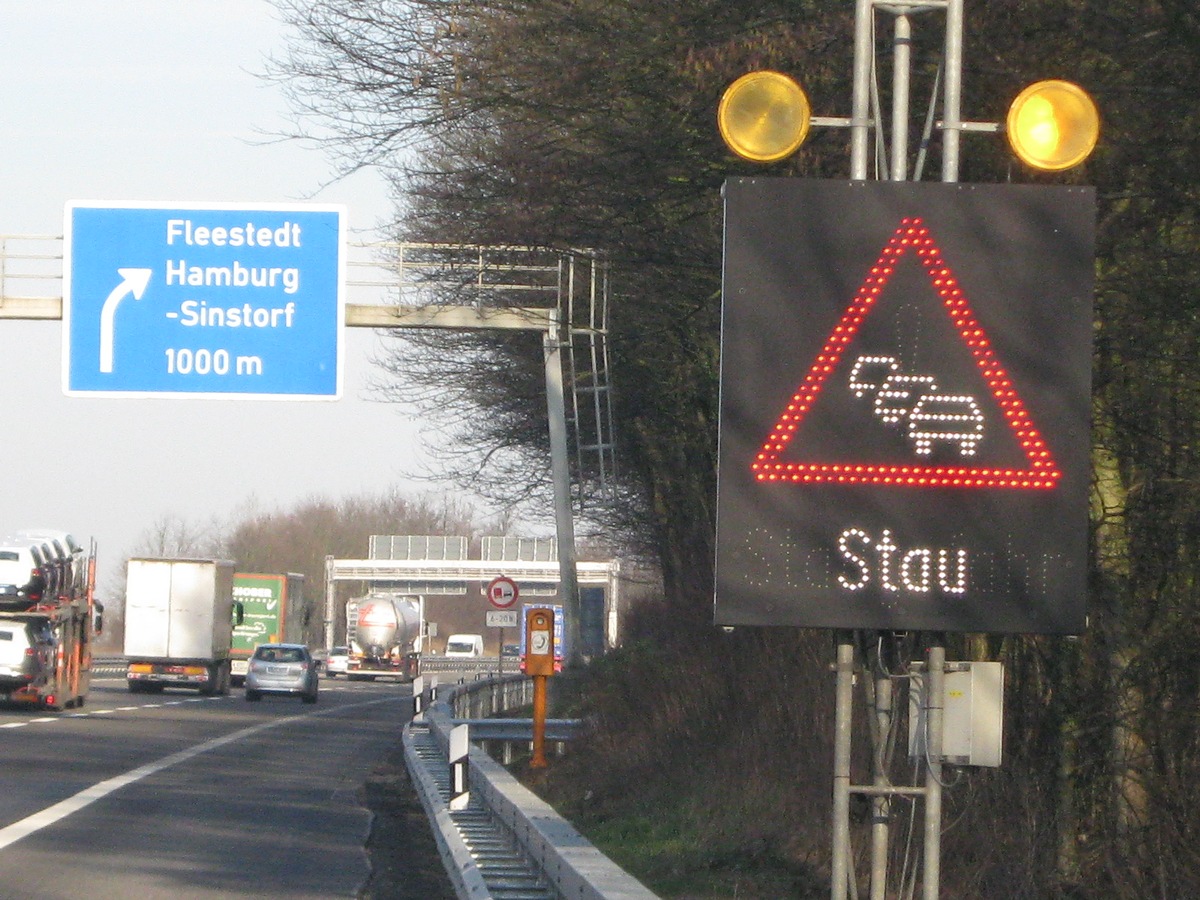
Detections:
63,201,345,399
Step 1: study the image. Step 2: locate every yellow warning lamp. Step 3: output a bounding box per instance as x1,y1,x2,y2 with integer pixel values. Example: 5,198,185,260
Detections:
718,70,812,163
1006,80,1099,172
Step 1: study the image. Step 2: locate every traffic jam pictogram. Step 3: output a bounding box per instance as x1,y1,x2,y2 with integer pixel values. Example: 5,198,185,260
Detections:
749,216,1061,490
714,180,1094,634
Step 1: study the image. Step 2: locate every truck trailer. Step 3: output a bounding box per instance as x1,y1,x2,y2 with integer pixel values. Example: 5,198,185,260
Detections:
124,558,242,695
0,531,100,710
229,572,305,686
345,593,424,681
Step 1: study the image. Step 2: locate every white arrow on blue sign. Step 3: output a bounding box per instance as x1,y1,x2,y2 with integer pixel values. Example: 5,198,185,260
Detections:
63,201,345,399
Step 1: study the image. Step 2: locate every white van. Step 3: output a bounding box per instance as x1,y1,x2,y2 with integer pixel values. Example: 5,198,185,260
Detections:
444,634,485,658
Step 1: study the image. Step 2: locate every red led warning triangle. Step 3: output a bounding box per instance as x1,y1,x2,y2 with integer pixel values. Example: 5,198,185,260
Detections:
753,216,1061,490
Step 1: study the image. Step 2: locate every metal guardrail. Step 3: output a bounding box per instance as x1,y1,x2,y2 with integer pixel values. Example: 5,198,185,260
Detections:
409,676,657,899
421,656,522,677
90,655,512,678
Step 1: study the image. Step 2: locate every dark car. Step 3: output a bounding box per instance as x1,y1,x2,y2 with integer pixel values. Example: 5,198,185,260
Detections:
244,643,319,703
500,643,521,659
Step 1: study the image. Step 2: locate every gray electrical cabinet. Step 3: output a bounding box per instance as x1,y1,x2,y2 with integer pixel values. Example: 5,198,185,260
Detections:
909,661,1004,768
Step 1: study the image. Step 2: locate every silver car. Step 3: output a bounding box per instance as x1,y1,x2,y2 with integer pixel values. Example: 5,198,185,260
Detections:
244,643,319,704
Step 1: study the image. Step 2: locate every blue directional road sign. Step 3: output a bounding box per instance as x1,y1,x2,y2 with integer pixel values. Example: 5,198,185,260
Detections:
63,201,345,399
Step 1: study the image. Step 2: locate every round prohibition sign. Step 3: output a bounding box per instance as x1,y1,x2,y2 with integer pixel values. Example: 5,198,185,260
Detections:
487,576,519,609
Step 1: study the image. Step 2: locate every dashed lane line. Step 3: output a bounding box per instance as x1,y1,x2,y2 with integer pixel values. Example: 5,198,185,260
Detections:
0,695,228,728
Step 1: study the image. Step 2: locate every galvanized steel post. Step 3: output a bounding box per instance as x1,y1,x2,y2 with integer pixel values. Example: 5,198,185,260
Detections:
831,635,855,900
544,309,582,669
923,638,946,900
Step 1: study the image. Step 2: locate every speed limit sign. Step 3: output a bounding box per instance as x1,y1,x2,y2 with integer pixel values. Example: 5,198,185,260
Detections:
486,576,519,609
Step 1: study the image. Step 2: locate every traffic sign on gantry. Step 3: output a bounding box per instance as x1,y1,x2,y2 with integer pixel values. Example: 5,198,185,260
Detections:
63,201,345,399
714,179,1095,634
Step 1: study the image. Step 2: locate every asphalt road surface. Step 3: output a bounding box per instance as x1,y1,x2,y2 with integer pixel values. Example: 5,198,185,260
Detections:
0,675,453,899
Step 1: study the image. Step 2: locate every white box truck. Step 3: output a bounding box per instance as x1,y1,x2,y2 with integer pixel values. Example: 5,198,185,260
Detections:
124,558,241,695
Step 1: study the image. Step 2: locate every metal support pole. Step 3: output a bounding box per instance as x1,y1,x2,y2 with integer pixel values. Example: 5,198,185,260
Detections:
890,14,912,181
850,0,874,180
832,634,855,900
323,555,336,650
940,0,965,182
544,312,582,668
870,656,893,900
922,638,945,900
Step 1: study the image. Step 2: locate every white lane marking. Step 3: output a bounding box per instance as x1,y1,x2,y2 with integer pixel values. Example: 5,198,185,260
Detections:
0,696,228,729
0,695,401,851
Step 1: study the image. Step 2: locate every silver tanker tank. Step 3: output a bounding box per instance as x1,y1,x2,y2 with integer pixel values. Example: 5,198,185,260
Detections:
345,593,424,680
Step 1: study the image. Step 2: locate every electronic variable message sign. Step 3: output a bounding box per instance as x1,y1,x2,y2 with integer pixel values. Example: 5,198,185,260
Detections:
64,201,344,399
714,180,1094,633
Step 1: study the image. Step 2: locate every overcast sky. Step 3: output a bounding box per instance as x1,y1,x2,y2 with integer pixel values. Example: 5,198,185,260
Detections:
0,3,466,590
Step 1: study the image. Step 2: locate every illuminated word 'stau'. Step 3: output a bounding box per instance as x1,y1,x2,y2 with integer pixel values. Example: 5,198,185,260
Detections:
837,527,968,594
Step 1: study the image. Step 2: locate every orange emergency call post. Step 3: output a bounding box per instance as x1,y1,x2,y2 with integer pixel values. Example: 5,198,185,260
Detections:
526,607,555,768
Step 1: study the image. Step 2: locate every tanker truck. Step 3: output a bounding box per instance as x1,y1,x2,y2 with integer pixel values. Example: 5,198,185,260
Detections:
344,593,424,681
